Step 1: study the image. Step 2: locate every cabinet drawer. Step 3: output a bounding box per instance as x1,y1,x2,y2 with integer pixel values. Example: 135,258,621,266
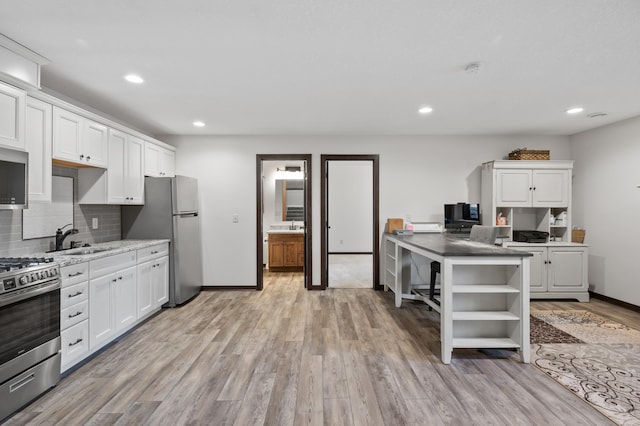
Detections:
60,262,89,287
137,243,169,264
90,251,136,279
61,319,89,368
61,300,89,329
61,281,88,309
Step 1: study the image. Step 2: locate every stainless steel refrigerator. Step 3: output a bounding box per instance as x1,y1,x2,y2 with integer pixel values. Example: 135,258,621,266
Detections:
121,175,202,306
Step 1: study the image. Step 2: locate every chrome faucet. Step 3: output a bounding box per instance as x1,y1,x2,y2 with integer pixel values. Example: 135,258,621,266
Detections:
55,223,79,251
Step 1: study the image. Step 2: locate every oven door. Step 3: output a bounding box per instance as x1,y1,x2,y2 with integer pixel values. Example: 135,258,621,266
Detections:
0,280,60,384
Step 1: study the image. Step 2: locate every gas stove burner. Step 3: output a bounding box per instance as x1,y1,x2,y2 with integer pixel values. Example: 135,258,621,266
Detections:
0,257,55,271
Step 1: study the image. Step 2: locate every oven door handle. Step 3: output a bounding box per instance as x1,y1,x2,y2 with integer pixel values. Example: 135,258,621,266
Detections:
0,279,61,307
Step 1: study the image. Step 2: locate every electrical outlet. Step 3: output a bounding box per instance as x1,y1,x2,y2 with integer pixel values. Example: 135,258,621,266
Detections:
92,218,98,229
232,214,239,223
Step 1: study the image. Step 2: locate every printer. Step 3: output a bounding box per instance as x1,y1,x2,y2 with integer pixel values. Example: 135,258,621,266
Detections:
513,230,549,243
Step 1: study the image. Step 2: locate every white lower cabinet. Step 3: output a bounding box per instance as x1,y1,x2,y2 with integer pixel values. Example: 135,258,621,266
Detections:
136,244,169,319
59,263,89,372
60,321,89,369
89,272,116,350
60,242,170,373
508,243,589,301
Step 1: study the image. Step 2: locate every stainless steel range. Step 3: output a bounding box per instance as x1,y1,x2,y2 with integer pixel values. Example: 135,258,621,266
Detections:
0,257,61,422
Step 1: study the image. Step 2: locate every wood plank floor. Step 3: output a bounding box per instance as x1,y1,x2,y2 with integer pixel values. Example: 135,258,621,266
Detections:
6,272,626,425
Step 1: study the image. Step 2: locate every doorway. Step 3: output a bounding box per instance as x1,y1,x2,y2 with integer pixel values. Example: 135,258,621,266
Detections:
256,154,312,290
321,155,380,290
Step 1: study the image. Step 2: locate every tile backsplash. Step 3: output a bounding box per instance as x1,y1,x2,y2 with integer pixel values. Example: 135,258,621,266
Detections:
0,166,121,256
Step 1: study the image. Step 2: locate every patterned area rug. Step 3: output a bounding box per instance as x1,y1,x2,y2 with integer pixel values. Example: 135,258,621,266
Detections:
531,310,640,425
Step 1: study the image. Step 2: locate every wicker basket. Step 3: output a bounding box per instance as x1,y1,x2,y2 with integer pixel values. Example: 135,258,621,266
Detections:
508,149,550,160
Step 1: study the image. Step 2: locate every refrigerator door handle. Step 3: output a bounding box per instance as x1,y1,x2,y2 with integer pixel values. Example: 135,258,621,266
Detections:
175,212,198,217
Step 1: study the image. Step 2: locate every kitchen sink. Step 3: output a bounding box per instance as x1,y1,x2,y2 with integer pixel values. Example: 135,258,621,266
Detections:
64,247,114,255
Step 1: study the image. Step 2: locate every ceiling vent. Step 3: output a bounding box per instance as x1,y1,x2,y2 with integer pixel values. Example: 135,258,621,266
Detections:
587,112,608,118
464,62,482,74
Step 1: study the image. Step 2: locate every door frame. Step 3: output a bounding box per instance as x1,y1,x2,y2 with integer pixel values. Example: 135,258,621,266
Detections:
256,154,312,290
320,154,380,290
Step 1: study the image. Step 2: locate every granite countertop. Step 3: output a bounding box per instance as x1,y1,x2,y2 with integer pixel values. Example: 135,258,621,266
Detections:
45,239,170,267
389,233,532,257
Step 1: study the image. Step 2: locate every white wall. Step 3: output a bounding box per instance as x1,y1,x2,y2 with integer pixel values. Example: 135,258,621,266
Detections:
570,116,640,306
166,135,570,287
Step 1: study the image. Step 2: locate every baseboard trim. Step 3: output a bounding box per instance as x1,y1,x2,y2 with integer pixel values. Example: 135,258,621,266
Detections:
201,286,258,291
589,291,640,313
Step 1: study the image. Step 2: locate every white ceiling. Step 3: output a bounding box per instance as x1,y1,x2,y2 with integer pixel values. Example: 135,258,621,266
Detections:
1,0,639,137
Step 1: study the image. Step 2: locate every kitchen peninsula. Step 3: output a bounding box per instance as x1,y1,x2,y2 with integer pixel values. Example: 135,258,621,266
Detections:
383,233,532,364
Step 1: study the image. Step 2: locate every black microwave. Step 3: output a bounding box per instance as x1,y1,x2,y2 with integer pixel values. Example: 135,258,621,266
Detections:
0,147,28,209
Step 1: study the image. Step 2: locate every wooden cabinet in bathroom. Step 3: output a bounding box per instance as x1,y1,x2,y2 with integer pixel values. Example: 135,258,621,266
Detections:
268,233,304,271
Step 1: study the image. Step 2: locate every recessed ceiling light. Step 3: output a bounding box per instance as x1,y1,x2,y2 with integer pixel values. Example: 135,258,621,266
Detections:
565,107,583,115
418,106,433,114
193,121,205,127
124,74,144,84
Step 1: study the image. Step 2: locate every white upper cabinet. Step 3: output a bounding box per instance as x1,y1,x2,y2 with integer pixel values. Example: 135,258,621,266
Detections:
0,81,26,150
531,169,570,207
107,129,127,204
108,130,144,204
82,119,108,167
125,136,144,203
81,129,145,205
496,168,569,208
145,141,175,177
25,96,52,202
53,106,108,168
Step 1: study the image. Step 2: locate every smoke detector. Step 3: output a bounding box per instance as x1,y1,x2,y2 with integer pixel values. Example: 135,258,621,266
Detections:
464,62,482,74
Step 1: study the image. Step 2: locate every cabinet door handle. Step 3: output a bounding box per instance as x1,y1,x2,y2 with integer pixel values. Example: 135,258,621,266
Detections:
68,311,83,318
533,187,536,190
68,272,84,277
151,250,159,254
86,155,91,161
68,291,83,298
79,154,84,160
112,278,117,282
118,276,123,280
69,338,83,347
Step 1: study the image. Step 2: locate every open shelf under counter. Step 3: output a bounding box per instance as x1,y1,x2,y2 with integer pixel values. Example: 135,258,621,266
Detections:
452,337,521,349
452,311,520,321
452,284,520,294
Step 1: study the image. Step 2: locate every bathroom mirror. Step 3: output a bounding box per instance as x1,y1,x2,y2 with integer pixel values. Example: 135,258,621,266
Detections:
275,179,304,221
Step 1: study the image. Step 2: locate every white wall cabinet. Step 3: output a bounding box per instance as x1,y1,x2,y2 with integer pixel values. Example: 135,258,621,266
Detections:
78,130,144,205
144,141,175,177
0,81,26,150
482,161,574,243
507,244,588,301
496,169,569,208
25,96,52,202
107,129,144,204
53,106,108,168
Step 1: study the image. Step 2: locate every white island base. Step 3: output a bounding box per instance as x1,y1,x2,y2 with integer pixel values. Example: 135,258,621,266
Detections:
383,234,531,364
